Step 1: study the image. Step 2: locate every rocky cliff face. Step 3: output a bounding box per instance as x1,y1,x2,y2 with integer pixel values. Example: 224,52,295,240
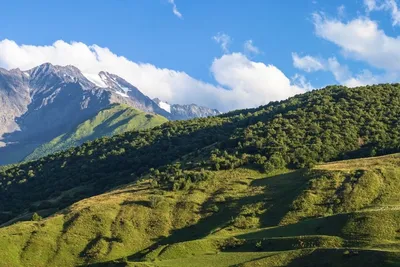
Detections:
0,68,30,142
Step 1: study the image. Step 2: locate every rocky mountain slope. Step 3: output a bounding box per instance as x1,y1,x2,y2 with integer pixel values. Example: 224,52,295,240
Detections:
0,68,30,146
0,63,219,165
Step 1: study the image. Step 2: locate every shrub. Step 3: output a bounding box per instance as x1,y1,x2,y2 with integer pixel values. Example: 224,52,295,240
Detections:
208,204,219,213
233,215,260,229
149,195,163,208
255,241,263,251
32,212,42,221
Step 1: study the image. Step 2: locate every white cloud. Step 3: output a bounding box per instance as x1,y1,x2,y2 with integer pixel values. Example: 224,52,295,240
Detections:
343,70,377,87
244,40,261,55
313,13,400,72
364,0,400,26
365,0,378,10
213,33,232,54
0,39,309,112
292,52,384,87
168,0,183,19
292,74,314,91
324,57,378,87
211,53,307,110
325,57,351,83
292,53,325,72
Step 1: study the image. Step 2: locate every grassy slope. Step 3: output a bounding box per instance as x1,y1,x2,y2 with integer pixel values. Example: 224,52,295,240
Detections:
24,104,168,161
2,154,400,266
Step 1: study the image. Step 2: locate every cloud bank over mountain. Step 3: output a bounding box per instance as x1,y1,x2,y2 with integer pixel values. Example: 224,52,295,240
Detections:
0,39,308,112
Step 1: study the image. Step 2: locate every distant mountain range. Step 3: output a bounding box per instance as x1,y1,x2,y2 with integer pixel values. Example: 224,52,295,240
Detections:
0,63,221,165
153,98,221,120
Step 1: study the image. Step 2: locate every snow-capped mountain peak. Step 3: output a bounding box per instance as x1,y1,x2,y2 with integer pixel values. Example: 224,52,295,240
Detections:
82,71,132,98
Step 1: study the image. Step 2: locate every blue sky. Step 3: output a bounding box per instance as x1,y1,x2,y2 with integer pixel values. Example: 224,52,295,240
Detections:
1,0,400,111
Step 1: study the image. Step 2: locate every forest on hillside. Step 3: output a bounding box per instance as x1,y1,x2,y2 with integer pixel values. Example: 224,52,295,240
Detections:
1,84,400,223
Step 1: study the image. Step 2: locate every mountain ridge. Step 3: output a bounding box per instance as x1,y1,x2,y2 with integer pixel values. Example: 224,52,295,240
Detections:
0,63,221,165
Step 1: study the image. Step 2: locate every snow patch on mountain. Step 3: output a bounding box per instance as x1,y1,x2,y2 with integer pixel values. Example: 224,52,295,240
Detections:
159,101,171,113
83,73,107,87
153,98,171,113
115,91,129,98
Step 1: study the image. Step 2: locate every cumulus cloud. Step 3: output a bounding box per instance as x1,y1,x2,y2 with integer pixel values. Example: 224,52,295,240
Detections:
244,40,261,55
313,13,400,72
292,53,325,72
0,39,309,112
211,53,307,110
212,33,232,54
364,0,400,26
168,0,183,19
292,52,385,87
291,74,314,91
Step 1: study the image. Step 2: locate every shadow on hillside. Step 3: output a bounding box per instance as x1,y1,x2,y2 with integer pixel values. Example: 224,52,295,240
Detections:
285,248,391,267
236,214,350,240
55,108,127,146
89,170,310,265
252,170,309,227
80,110,135,144
0,118,239,225
122,200,151,208
0,142,40,165
0,84,111,165
145,171,309,247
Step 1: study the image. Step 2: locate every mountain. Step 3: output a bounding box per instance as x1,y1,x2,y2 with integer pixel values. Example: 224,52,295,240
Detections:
24,104,168,161
0,68,30,146
0,64,111,165
1,84,400,265
0,63,218,165
153,98,221,120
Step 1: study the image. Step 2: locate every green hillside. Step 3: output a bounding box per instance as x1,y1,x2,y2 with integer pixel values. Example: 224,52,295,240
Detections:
1,84,400,266
1,155,400,266
24,104,168,161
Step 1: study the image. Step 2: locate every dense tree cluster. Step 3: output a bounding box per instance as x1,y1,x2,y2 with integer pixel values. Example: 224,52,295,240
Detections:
228,84,400,169
1,84,400,223
148,163,213,190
